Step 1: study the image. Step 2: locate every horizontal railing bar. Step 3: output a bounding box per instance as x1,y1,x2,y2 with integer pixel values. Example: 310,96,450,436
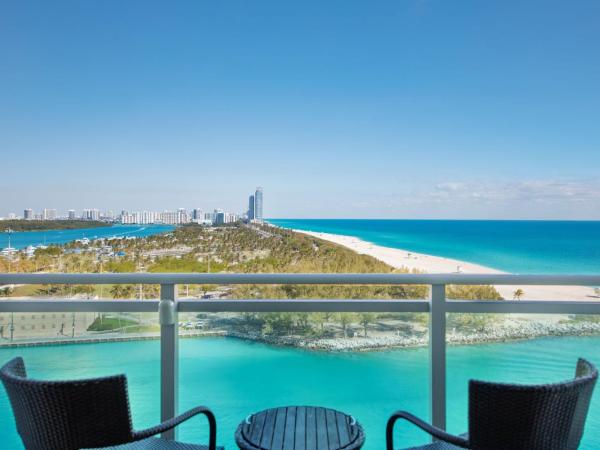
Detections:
1,273,600,285
177,299,430,313
2,298,600,314
447,300,600,314
0,300,159,313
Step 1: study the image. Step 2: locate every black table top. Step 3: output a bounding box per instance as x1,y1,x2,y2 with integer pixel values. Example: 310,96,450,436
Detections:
235,406,365,450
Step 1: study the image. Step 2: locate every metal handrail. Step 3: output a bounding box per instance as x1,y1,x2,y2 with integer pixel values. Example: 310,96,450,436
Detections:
1,272,600,441
1,272,600,285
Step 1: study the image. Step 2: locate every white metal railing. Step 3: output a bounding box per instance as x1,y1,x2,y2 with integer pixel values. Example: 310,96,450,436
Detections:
1,273,600,440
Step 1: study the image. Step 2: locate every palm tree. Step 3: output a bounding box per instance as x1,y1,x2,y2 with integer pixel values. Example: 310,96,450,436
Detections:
310,313,326,333
513,289,525,300
110,285,125,299
359,313,376,337
337,313,356,338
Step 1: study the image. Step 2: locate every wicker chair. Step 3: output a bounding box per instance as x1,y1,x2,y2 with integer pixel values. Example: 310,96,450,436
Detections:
0,357,221,450
387,358,598,450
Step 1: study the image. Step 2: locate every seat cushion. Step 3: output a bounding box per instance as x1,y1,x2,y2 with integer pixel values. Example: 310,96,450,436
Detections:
83,437,224,450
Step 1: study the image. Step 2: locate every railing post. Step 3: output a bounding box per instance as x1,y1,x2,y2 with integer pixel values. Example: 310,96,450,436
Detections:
159,283,178,440
430,284,446,435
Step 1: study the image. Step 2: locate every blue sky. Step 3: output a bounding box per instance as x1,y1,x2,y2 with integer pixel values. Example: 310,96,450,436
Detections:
1,0,599,219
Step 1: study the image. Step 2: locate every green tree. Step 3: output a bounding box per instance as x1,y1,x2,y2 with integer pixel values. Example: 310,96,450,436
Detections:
110,285,135,299
337,313,357,338
310,312,327,333
358,313,376,337
447,285,503,300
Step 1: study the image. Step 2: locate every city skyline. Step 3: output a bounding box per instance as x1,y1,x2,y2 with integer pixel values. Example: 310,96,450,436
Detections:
1,1,600,219
2,187,263,225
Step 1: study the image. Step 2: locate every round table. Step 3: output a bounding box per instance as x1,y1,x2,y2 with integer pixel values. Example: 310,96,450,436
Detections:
235,406,365,450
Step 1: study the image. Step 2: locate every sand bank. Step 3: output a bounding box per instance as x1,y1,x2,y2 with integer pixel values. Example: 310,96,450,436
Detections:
296,229,598,301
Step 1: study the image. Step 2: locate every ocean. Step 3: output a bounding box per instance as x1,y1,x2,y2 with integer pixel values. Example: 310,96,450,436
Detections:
269,219,600,274
0,224,175,250
1,336,599,449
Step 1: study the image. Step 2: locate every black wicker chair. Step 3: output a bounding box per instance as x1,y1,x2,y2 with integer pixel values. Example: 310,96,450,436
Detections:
0,357,221,450
387,358,598,450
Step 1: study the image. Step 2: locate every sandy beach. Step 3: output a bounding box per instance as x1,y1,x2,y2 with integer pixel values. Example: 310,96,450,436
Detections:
295,229,599,301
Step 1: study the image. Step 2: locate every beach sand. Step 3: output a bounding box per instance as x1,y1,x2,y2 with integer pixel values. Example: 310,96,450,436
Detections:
295,229,598,301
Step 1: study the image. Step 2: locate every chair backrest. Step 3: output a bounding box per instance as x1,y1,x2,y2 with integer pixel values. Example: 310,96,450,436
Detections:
468,358,598,450
0,357,134,450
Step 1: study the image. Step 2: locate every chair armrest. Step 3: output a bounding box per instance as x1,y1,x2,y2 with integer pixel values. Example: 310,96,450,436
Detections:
133,406,217,450
386,411,469,450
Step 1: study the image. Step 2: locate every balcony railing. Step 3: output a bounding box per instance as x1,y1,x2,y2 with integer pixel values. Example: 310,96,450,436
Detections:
1,273,600,441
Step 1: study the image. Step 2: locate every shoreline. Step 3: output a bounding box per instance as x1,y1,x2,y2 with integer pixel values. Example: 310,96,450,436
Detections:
2,323,600,351
227,321,600,352
291,229,599,301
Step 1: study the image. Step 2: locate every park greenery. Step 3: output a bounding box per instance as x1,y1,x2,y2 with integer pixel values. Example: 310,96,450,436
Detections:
0,220,110,232
1,223,507,339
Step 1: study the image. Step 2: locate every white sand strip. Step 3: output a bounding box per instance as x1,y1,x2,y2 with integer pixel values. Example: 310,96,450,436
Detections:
295,229,598,301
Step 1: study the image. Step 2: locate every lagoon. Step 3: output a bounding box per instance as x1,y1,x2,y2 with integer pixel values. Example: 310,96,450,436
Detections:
1,336,600,449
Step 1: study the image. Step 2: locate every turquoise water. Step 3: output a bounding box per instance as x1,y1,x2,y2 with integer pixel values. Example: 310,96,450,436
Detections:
0,224,175,250
1,336,600,449
270,219,600,274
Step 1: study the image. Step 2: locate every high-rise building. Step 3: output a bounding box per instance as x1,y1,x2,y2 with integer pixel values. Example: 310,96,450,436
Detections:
192,208,203,221
214,209,225,225
161,211,179,225
248,195,255,220
23,209,33,220
82,209,100,221
204,211,215,223
177,208,189,224
42,209,57,220
254,187,263,222
68,210,76,220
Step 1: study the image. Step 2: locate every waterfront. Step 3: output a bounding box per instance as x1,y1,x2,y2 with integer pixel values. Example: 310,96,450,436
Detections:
0,224,175,250
270,219,600,275
1,336,599,449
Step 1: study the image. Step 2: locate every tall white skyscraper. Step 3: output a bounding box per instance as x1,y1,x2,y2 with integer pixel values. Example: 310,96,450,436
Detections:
82,209,100,220
42,209,57,220
254,187,263,222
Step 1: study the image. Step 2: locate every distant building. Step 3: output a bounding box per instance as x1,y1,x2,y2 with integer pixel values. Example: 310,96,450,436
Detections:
178,208,189,224
82,209,100,221
204,211,215,223
214,209,225,225
42,209,57,220
254,187,263,222
192,208,203,220
140,211,156,224
24,209,33,220
8,213,16,220
68,210,76,220
161,211,179,225
248,195,255,220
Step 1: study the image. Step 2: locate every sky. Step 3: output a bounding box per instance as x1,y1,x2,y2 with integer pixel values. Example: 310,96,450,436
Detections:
1,0,599,219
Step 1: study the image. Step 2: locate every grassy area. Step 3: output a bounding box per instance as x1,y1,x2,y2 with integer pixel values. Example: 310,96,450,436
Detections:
87,316,159,333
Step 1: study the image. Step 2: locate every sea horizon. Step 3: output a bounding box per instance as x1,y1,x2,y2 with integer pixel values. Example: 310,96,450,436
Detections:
269,219,600,275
